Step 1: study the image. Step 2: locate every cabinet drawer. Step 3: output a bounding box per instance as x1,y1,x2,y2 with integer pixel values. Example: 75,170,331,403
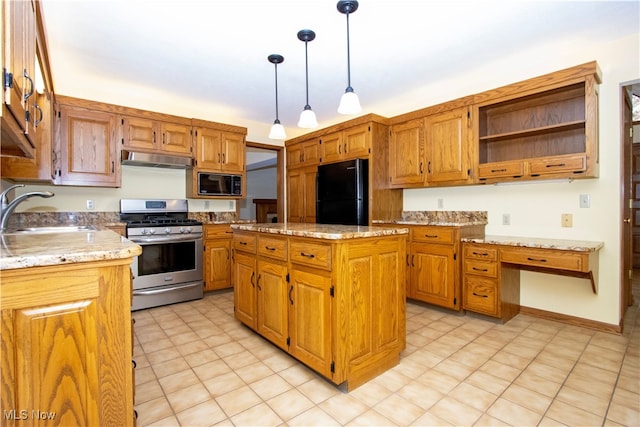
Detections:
464,276,498,317
205,224,233,239
478,161,524,179
411,226,454,244
464,260,497,277
500,247,586,272
258,236,288,261
464,244,497,261
528,154,586,175
290,240,332,270
233,233,257,253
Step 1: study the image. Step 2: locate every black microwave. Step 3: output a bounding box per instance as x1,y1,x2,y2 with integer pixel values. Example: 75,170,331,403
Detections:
198,172,242,196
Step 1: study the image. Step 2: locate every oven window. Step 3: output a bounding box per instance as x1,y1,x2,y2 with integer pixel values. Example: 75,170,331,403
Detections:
138,241,196,276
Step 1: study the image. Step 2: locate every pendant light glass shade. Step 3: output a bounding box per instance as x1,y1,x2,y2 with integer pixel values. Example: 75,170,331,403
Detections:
269,121,286,140
297,29,318,129
337,1,361,115
298,106,318,128
338,88,361,115
267,54,286,140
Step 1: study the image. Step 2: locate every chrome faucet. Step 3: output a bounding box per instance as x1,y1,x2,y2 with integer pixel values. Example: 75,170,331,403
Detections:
0,184,55,231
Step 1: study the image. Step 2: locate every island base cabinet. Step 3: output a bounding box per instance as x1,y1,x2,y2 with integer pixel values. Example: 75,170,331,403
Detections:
1,260,135,427
232,230,406,391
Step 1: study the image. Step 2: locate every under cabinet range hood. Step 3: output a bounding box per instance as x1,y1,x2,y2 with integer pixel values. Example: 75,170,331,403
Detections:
121,150,193,169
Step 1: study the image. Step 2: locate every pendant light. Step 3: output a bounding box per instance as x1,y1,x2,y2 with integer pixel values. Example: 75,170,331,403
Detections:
267,54,286,140
337,0,362,115
297,29,318,129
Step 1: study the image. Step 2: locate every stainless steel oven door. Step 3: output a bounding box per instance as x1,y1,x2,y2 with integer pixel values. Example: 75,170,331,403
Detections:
129,233,203,310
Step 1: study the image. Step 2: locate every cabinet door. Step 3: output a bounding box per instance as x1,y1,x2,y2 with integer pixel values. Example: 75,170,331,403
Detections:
194,126,222,169
122,116,157,151
389,119,425,186
287,166,316,223
319,131,343,164
220,131,245,173
3,0,37,156
232,251,257,329
204,239,231,291
425,107,470,183
256,258,288,350
409,242,457,309
343,124,371,159
57,105,119,187
288,268,333,377
287,168,304,223
160,122,192,155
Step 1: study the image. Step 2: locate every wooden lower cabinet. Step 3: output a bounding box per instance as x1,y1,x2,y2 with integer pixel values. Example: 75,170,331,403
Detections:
1,258,136,426
232,230,406,390
406,225,485,311
204,224,234,291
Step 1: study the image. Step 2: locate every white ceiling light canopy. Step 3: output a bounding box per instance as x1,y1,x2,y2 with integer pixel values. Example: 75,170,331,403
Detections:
267,54,286,140
297,29,318,129
337,0,362,115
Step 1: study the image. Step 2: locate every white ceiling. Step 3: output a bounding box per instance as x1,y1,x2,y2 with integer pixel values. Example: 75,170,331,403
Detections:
40,0,639,142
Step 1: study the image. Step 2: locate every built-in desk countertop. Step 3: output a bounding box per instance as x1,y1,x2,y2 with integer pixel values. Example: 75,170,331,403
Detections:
460,235,604,323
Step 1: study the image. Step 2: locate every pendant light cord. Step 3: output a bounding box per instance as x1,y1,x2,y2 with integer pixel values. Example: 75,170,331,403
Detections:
304,40,310,108
274,62,280,122
345,10,352,90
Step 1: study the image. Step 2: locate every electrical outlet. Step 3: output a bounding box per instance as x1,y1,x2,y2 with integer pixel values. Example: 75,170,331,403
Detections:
204,201,210,210
86,199,94,210
561,213,573,227
579,194,591,208
437,198,444,209
502,213,510,225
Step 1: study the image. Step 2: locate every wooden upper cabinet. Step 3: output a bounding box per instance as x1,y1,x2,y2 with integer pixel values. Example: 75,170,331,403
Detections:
54,104,120,187
476,61,601,183
193,126,245,173
320,124,371,164
2,0,37,157
424,106,471,184
389,118,425,186
287,138,319,169
122,116,192,156
287,166,316,223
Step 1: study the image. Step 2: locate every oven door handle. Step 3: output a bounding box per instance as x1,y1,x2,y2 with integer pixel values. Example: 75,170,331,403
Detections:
133,282,202,295
129,234,202,244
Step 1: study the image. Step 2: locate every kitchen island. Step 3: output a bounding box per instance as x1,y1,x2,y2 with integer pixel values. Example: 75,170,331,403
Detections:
231,223,408,391
0,229,141,426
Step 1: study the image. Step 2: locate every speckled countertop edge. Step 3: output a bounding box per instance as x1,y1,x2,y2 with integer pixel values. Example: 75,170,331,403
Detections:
462,235,604,252
231,223,409,240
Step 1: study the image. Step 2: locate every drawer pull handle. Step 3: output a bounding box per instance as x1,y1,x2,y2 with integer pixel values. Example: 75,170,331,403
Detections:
250,272,255,288
239,241,248,246
289,285,294,305
256,274,262,291
491,168,507,173
424,234,438,238
472,292,488,298
265,246,276,251
527,257,547,263
546,163,566,168
472,267,488,272
132,359,137,368
300,252,315,258
225,231,234,234
472,251,489,257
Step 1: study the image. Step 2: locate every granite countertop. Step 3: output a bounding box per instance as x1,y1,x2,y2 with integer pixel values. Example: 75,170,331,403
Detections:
463,235,604,252
373,210,488,226
231,223,409,240
0,229,142,270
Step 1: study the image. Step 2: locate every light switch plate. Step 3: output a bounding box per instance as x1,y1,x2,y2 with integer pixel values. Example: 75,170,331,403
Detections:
579,194,591,208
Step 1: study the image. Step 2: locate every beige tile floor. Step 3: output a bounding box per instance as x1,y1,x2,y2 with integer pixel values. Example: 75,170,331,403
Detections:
133,281,640,427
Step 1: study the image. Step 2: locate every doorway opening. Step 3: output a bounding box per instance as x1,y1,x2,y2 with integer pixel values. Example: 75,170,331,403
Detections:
239,142,284,223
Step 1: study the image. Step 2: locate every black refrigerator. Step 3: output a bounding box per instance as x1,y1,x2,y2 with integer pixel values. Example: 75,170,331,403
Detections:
316,158,369,226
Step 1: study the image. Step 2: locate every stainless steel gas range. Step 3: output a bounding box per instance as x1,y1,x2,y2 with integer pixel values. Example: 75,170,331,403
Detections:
120,199,203,311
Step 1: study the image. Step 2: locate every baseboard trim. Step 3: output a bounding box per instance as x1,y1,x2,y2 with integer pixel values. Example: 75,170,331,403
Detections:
520,306,621,335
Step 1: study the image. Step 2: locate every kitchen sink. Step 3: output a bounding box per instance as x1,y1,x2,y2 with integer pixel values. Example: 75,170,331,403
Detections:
2,225,98,234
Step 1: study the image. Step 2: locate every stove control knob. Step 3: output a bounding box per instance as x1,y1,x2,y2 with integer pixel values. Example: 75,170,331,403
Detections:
180,227,192,234
164,227,171,234
141,228,149,235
